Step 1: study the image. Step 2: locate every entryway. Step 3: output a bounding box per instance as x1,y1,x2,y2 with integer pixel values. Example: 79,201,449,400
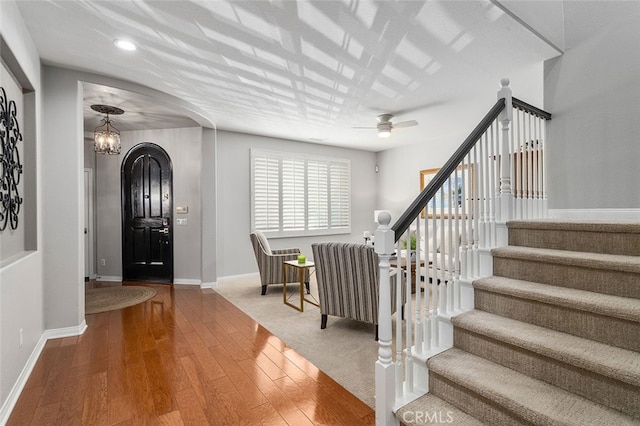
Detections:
121,142,173,283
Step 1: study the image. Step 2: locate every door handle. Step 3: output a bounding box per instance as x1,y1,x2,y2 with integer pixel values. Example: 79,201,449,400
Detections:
159,228,170,234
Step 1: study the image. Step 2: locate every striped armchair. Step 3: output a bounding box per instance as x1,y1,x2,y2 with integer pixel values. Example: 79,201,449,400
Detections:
311,242,400,340
250,231,309,295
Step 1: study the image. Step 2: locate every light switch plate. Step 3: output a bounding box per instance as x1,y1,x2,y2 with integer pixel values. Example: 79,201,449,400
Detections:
177,218,188,225
176,206,189,214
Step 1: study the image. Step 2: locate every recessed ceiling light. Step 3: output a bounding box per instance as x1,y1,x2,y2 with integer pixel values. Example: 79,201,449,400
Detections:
114,39,136,51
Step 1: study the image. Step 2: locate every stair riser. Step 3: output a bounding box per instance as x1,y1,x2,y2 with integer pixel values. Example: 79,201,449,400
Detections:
508,228,640,256
493,257,640,299
474,290,640,352
428,372,527,426
454,328,640,418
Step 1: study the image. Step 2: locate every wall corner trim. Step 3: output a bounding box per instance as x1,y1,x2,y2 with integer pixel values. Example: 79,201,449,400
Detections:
201,281,217,289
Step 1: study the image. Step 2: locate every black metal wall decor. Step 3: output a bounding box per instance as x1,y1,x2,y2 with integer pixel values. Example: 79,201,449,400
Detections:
0,86,24,231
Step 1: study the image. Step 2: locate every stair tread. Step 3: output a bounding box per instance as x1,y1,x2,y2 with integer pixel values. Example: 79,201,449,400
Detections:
507,220,640,234
474,276,640,323
453,310,640,387
492,246,640,274
428,348,639,425
397,394,483,425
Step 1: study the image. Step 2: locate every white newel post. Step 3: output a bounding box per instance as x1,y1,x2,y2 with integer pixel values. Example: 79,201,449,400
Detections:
375,211,396,426
497,78,513,245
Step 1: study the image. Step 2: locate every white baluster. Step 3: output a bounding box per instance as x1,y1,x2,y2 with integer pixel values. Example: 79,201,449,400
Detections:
489,122,497,247
447,182,453,312
527,113,533,219
541,118,548,216
395,236,403,399
453,168,461,311
404,226,413,394
478,135,486,250
460,158,468,281
415,218,423,356
512,109,522,219
439,187,447,314
431,198,439,347
466,153,474,278
472,145,479,277
424,204,432,351
536,116,543,218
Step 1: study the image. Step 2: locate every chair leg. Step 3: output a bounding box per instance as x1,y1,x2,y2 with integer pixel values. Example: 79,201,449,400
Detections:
375,325,379,341
321,314,327,329
305,281,310,294
261,285,267,295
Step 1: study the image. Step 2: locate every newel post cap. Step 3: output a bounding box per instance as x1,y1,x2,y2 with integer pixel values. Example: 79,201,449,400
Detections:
375,211,395,255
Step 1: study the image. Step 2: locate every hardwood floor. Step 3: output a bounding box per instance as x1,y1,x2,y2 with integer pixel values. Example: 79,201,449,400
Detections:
8,282,375,425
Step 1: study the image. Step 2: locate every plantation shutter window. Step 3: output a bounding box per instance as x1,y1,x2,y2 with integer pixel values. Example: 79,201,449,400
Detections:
251,150,351,237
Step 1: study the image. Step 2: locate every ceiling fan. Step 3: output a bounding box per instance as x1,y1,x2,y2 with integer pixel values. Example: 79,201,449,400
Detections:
353,114,419,138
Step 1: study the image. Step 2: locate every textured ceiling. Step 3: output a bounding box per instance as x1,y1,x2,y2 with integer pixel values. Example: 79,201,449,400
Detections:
17,0,560,151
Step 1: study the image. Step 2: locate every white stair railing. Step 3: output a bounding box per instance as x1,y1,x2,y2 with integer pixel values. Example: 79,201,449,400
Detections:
375,79,551,426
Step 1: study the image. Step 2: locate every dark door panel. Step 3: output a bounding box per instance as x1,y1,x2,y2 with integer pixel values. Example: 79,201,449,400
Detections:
122,143,173,283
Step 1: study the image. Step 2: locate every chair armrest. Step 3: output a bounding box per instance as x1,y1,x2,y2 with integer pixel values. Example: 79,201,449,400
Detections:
267,253,300,262
272,248,301,255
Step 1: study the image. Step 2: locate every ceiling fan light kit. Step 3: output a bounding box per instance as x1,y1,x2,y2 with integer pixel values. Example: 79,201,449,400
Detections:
377,122,392,138
355,113,419,139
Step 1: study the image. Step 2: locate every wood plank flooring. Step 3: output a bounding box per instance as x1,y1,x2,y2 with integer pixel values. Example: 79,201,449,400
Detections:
8,282,375,425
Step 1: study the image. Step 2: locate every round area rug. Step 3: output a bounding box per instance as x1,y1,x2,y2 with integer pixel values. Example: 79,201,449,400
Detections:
85,286,157,315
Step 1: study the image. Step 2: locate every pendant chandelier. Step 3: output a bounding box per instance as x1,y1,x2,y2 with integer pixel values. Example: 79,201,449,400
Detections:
91,104,124,155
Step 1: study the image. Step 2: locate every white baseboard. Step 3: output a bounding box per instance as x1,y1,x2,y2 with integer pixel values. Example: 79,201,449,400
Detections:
173,278,202,286
201,281,217,289
217,272,259,283
548,208,640,221
96,275,122,282
0,321,87,425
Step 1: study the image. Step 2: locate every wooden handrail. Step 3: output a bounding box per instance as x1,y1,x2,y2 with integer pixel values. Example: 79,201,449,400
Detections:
513,97,552,120
391,98,506,241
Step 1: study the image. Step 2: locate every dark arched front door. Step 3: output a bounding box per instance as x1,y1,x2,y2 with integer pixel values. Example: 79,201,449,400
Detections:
121,143,173,283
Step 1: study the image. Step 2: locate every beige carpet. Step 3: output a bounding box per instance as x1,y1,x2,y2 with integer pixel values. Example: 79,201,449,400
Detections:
214,274,385,408
85,286,157,315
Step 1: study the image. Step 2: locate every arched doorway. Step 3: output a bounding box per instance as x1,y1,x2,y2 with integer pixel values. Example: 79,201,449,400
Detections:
121,142,173,283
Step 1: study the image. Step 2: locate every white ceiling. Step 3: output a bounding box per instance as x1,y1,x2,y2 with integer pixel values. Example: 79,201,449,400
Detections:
16,0,563,151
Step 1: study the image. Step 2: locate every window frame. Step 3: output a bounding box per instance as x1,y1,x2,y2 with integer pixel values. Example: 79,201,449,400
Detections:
250,149,351,238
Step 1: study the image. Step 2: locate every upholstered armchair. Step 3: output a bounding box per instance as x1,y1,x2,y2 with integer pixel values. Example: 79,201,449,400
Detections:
311,242,401,340
250,230,309,295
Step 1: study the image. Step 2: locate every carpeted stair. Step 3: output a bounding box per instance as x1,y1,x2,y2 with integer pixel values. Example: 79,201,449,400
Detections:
398,220,640,425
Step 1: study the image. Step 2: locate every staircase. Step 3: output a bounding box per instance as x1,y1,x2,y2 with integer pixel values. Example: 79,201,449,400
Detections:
397,220,640,425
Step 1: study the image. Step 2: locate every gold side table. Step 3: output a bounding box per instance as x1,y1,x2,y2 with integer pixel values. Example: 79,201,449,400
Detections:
282,260,318,312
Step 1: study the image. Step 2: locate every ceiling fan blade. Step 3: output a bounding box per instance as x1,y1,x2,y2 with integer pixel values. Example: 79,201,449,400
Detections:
392,120,419,129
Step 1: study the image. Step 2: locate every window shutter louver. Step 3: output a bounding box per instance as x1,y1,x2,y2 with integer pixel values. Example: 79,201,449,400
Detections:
251,150,350,237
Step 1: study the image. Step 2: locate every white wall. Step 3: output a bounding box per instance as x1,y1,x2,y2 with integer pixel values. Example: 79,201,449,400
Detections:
94,127,203,282
216,130,378,277
544,14,640,210
0,0,43,416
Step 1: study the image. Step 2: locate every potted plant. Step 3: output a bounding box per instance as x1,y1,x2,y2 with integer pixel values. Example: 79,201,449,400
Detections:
400,231,417,261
